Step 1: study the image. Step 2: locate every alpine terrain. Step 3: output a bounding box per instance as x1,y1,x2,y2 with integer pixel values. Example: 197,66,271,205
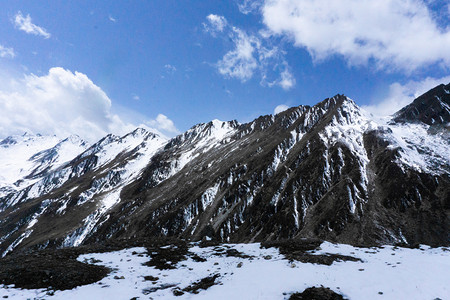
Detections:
0,83,449,258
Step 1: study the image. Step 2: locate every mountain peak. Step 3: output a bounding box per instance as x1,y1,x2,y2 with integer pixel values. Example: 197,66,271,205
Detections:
61,134,86,146
393,82,450,125
316,94,350,110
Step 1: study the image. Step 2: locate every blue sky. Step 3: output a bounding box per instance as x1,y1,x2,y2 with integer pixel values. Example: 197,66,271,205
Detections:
0,0,449,141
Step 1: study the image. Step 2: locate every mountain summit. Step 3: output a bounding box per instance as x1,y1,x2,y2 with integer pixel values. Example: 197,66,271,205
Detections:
0,85,449,256
393,83,450,125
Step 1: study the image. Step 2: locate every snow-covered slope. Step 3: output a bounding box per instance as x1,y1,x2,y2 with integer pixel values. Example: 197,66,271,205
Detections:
378,121,449,174
0,133,88,198
61,129,168,248
0,128,168,255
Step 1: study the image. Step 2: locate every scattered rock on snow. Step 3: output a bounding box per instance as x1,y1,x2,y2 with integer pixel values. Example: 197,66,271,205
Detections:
289,287,346,300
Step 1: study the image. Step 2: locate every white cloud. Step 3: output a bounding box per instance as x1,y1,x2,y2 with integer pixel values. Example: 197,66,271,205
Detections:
204,14,228,35
146,114,180,135
14,11,51,39
164,64,177,73
363,76,450,117
0,67,136,142
217,28,259,82
261,0,450,71
279,68,295,90
238,0,263,15
262,63,295,91
132,94,140,100
205,15,295,89
109,15,117,22
0,45,15,59
274,104,289,115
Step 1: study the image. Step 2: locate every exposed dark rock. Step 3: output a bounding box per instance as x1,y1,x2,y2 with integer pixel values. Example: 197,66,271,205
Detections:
143,275,159,281
144,239,189,270
261,238,323,252
189,253,207,262
142,283,177,295
0,248,109,290
182,274,220,294
0,237,187,290
393,83,450,125
262,239,360,265
289,287,346,300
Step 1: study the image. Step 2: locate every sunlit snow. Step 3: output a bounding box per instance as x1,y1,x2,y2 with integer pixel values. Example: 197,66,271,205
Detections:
0,242,448,300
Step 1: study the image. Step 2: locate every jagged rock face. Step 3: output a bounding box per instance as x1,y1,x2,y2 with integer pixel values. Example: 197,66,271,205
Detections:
0,85,449,256
394,83,450,125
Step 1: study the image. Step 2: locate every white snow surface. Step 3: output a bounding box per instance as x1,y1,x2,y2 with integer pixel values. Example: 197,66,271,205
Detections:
383,122,450,174
164,120,238,180
321,98,449,175
0,242,448,300
0,134,87,195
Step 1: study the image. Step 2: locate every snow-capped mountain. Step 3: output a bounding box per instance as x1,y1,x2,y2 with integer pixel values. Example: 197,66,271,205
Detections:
0,84,448,256
0,133,88,199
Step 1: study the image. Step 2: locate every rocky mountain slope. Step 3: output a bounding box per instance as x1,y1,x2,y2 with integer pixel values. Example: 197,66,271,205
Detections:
0,84,449,256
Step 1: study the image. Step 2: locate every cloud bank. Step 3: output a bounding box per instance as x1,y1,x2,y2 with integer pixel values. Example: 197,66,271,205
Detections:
0,67,180,141
14,11,51,39
0,67,177,142
261,0,450,71
0,67,133,142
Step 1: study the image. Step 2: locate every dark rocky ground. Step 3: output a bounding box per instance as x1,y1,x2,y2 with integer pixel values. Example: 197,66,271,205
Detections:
0,237,185,290
289,287,346,300
0,246,110,290
261,238,361,265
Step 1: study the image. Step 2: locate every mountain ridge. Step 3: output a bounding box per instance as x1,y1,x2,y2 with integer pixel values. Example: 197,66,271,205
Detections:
0,85,449,256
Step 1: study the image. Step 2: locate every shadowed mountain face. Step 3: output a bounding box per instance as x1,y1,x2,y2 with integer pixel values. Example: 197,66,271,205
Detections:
0,85,449,255
393,83,450,125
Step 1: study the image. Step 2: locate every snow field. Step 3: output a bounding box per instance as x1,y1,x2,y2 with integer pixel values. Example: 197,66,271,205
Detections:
0,242,448,300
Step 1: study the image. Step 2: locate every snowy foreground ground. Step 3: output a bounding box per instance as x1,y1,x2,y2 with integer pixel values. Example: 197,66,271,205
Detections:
0,242,449,300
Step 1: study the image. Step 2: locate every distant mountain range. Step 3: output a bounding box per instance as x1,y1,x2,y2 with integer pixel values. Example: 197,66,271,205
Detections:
1,83,449,256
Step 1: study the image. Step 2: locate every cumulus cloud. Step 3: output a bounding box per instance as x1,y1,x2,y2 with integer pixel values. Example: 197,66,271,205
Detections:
363,76,450,116
261,0,450,71
0,45,15,58
205,15,295,90
274,104,289,115
146,114,180,135
0,67,136,142
14,11,51,39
